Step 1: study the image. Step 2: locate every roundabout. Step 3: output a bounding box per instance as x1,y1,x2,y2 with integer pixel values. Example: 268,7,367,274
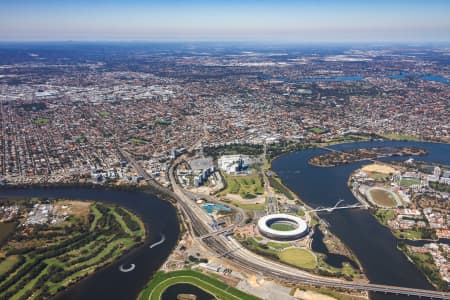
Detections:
257,213,309,241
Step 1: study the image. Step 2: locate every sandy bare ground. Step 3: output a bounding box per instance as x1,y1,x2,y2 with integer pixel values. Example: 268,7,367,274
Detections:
361,163,396,174
56,200,91,222
224,193,265,204
189,186,211,194
293,289,336,300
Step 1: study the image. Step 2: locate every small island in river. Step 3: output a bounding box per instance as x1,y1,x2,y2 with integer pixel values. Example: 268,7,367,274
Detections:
309,146,427,167
0,197,146,299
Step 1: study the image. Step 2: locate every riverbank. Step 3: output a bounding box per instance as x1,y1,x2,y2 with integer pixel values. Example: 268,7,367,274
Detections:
398,243,449,292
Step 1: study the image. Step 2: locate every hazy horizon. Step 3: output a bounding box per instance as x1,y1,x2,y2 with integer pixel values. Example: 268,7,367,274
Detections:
1,0,450,43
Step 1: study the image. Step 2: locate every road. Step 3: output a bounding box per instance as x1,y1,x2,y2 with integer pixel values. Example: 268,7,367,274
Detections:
126,151,450,300
262,143,278,215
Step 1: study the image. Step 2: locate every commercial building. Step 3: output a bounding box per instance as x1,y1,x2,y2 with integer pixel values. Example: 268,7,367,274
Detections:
218,155,248,174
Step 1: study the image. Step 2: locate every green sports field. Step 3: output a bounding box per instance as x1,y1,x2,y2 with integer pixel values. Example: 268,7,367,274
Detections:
278,248,317,270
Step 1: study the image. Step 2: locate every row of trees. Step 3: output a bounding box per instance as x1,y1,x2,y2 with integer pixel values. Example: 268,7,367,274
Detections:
0,255,25,285
267,141,311,160
114,206,140,231
204,143,264,159
1,261,48,299
429,181,450,193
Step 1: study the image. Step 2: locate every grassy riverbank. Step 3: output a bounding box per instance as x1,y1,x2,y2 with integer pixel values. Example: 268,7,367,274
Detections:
399,244,449,292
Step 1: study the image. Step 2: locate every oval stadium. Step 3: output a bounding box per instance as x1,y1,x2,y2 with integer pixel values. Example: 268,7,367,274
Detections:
257,213,309,241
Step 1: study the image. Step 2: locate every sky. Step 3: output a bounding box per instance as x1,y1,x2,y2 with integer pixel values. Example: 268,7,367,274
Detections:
1,0,450,43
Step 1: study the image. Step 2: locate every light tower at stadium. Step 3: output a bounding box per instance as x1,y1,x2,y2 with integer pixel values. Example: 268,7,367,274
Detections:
257,213,309,241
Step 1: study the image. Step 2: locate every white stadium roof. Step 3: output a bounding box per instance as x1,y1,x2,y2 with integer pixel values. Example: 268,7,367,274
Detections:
257,213,308,240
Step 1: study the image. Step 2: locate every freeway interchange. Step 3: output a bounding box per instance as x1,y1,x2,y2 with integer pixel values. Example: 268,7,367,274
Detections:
130,152,450,300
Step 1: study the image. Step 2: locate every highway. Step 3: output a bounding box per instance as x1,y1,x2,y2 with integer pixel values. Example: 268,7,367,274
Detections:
126,151,450,300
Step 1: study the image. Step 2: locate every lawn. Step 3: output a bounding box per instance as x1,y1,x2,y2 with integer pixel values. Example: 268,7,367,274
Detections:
270,223,296,231
374,209,395,226
278,248,316,269
99,111,110,117
221,173,264,199
240,238,278,257
369,172,389,180
139,270,261,300
33,118,49,124
379,133,422,142
267,242,291,250
0,255,19,274
268,176,294,200
129,138,148,145
230,201,265,211
380,133,423,141
398,229,424,240
400,179,421,187
309,127,327,134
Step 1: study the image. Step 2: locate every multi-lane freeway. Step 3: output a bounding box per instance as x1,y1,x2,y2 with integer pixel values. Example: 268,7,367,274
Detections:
127,152,450,300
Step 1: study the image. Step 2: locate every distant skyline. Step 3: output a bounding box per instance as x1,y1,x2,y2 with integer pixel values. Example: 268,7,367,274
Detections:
1,0,450,43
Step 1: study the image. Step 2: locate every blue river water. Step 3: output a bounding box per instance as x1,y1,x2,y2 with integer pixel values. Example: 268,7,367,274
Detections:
272,141,450,300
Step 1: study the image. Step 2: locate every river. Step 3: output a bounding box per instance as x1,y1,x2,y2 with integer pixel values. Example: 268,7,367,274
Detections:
0,188,180,300
272,141,450,300
266,74,450,85
1,141,448,300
